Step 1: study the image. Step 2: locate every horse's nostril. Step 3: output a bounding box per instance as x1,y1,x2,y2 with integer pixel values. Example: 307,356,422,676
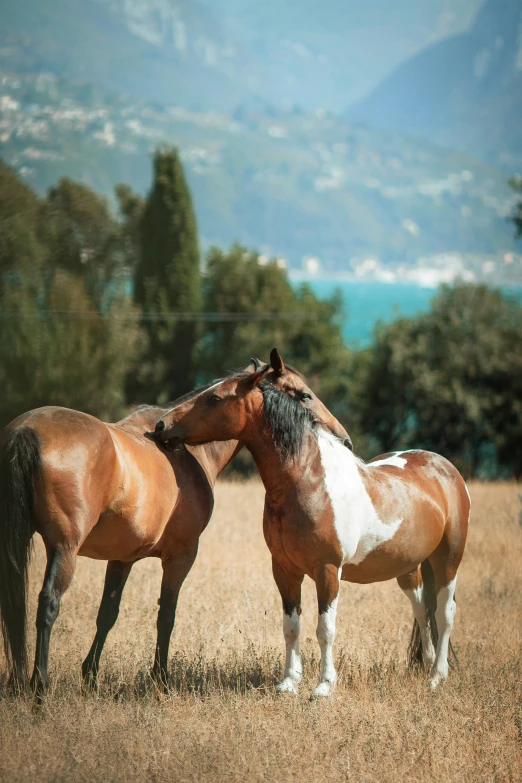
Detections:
155,420,166,433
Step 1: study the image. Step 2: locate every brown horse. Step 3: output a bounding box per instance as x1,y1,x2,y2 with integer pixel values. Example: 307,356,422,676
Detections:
154,349,470,696
0,359,349,698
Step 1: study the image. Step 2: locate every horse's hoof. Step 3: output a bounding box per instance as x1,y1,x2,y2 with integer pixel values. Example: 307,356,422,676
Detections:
6,674,27,695
310,680,334,698
150,669,170,694
275,677,299,695
429,671,447,690
81,674,98,694
30,674,49,699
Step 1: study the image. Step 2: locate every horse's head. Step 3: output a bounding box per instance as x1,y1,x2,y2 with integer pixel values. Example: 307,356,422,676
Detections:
261,349,351,448
154,349,351,450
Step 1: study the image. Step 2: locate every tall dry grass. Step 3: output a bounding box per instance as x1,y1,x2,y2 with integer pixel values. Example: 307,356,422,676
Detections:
0,481,521,782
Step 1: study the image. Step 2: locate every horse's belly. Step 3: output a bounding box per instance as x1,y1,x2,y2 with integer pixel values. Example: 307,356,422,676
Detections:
341,547,421,584
78,511,165,561
340,513,445,584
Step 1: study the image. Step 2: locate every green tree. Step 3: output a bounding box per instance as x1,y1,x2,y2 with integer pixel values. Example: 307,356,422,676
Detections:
0,161,48,292
201,245,349,406
0,162,143,425
115,183,145,274
133,148,202,403
352,284,522,477
45,178,122,306
0,271,142,425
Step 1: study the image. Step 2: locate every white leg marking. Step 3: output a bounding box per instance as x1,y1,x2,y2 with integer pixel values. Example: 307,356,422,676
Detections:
430,575,457,689
404,585,436,670
275,609,302,695
312,595,339,698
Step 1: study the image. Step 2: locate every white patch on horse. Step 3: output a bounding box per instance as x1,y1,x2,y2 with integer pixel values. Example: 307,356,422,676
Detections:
317,430,403,565
368,452,408,469
464,483,471,504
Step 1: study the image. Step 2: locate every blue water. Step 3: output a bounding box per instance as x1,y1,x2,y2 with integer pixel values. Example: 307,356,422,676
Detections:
292,279,437,347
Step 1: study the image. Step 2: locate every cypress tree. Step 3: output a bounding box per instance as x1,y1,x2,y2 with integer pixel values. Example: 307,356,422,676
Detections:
134,148,202,402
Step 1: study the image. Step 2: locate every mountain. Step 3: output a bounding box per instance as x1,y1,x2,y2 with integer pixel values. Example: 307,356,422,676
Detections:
1,0,519,282
0,0,482,112
0,0,258,111
0,69,518,281
348,0,522,167
203,0,482,107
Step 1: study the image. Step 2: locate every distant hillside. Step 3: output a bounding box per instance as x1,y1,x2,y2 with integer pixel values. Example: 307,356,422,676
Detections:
348,0,522,167
202,0,482,107
0,0,257,111
0,0,482,112
1,70,518,282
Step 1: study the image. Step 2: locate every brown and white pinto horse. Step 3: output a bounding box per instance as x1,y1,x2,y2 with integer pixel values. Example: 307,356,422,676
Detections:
155,349,470,696
0,359,348,699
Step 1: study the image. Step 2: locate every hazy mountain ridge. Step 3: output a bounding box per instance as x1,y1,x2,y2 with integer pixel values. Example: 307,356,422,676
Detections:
1,69,518,284
0,0,483,112
0,0,258,110
348,0,522,166
0,0,519,283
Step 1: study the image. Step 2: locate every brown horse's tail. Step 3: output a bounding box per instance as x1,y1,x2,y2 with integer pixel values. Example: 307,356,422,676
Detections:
0,427,41,685
408,559,459,670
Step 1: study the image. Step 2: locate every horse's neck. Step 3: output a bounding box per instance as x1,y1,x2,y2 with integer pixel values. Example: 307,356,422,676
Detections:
116,407,240,487
190,440,242,486
246,425,366,512
245,426,321,503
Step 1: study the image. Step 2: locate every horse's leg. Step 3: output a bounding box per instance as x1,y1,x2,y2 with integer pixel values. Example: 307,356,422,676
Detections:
427,514,465,689
397,567,436,671
428,570,457,689
312,563,340,698
151,543,199,689
30,543,77,700
82,560,134,687
272,558,304,695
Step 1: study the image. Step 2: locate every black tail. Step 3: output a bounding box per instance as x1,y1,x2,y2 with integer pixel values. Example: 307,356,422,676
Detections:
0,427,41,684
408,559,458,669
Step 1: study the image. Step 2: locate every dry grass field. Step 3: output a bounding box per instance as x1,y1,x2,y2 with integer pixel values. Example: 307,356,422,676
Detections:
0,480,521,782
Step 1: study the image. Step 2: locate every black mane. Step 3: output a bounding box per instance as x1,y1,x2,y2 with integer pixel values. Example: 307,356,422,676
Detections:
133,366,315,460
260,379,315,461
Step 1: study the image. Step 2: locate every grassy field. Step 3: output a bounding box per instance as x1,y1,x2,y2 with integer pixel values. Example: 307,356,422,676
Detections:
0,480,521,782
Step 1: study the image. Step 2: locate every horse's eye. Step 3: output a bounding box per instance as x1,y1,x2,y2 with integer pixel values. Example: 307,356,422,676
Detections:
209,393,222,404
301,392,313,401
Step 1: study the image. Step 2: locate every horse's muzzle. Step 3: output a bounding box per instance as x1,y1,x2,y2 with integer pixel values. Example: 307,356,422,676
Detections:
153,419,168,443
153,419,181,448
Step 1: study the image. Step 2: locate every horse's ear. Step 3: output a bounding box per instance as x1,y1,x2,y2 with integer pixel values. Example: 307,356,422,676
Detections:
270,348,285,375
244,365,270,388
246,357,264,372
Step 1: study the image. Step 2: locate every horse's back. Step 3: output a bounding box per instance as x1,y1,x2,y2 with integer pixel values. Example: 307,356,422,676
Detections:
366,448,470,553
367,449,469,510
